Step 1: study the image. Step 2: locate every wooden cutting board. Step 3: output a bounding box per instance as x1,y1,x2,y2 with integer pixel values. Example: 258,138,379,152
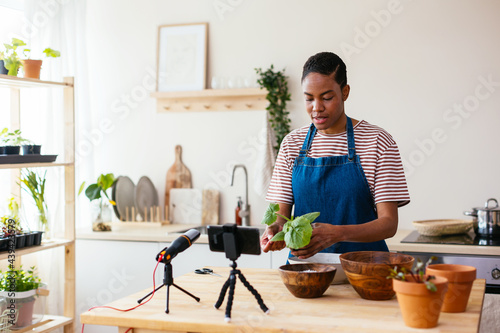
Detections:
202,189,219,225
165,145,192,220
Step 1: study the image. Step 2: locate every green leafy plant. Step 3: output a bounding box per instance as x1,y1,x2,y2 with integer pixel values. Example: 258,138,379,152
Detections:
0,128,31,146
1,197,22,236
0,266,41,292
79,173,116,204
23,47,60,60
19,169,48,229
3,38,25,76
261,202,320,249
255,65,291,155
387,256,438,292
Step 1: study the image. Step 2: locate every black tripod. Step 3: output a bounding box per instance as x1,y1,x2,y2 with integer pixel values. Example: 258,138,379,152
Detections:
214,260,269,322
213,224,269,322
137,261,199,313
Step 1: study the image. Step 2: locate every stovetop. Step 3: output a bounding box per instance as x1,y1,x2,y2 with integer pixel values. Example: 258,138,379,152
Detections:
401,230,500,246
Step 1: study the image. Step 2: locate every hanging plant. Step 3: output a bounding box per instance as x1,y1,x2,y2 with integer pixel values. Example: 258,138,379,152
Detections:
255,65,291,154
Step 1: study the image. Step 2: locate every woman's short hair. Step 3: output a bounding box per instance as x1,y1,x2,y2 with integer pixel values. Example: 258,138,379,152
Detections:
301,52,348,88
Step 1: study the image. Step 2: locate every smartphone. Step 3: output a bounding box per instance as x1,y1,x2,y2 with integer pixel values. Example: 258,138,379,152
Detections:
207,224,261,256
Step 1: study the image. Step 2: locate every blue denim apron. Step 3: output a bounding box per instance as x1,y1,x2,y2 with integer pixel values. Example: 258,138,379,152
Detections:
291,116,388,254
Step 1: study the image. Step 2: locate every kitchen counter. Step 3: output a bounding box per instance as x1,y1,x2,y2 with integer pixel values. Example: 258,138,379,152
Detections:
77,224,500,256
80,267,485,332
387,229,500,256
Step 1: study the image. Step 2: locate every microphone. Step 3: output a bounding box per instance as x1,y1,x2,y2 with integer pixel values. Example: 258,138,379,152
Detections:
157,229,200,262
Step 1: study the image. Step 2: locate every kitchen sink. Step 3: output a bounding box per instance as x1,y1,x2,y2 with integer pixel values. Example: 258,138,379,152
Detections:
176,225,266,236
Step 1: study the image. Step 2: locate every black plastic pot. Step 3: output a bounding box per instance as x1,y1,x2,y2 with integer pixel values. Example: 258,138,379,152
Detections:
0,60,7,75
24,232,35,247
0,237,10,251
21,145,41,155
32,231,43,245
2,146,20,155
15,234,26,249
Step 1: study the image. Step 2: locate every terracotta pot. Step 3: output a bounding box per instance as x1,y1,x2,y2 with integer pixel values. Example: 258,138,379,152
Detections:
426,264,476,313
393,275,448,328
21,59,43,79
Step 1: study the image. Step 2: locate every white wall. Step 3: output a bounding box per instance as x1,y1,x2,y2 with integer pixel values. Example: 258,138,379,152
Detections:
83,0,500,230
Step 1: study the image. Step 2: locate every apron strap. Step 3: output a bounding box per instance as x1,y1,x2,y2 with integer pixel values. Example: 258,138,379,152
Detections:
299,124,317,157
346,116,356,161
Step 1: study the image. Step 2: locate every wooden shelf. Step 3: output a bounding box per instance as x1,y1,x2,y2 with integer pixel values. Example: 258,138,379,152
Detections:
0,239,74,260
14,315,73,333
0,74,73,88
151,88,268,112
0,162,72,170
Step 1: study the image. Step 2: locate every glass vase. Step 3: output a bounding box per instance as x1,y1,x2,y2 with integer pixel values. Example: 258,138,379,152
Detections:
35,211,51,241
90,199,112,231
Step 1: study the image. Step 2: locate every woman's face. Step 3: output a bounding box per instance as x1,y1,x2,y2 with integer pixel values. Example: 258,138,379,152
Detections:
302,72,350,135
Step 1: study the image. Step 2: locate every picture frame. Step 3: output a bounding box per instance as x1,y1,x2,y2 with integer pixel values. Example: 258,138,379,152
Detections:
156,22,208,92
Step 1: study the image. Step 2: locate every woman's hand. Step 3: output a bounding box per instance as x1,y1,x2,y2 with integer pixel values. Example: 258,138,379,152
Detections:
290,223,338,259
260,223,286,252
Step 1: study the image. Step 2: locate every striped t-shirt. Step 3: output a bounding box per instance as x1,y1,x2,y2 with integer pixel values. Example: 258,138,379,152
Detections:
266,120,410,207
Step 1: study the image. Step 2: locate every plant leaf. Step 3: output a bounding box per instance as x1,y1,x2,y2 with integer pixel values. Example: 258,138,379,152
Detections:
270,231,285,242
261,202,279,225
85,184,102,201
300,212,320,223
285,223,313,249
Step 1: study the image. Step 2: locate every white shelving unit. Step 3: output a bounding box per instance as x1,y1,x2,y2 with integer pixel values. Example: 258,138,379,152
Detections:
0,74,75,333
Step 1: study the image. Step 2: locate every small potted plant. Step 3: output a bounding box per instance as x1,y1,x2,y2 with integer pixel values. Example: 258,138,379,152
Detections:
19,169,48,241
388,257,449,328
2,38,25,76
79,173,116,231
0,128,23,155
21,47,60,79
0,266,48,329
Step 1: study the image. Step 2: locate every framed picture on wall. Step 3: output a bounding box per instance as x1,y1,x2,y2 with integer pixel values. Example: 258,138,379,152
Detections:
156,22,208,92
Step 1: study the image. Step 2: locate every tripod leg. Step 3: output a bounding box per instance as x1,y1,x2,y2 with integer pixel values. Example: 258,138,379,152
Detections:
214,277,231,309
137,284,164,304
172,283,200,302
165,284,170,314
224,273,237,322
238,272,269,314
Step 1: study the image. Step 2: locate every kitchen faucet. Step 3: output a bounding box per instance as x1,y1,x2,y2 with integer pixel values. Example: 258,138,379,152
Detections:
230,164,250,226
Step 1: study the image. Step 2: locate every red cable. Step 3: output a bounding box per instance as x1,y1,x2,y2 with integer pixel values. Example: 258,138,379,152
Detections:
81,253,165,333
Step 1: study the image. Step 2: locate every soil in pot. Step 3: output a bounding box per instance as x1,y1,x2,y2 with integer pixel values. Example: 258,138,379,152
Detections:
8,295,36,329
393,275,448,329
426,264,476,313
21,145,41,155
21,59,42,79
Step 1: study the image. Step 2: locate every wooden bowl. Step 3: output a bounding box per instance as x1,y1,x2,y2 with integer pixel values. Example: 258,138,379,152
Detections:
340,251,414,300
278,263,336,298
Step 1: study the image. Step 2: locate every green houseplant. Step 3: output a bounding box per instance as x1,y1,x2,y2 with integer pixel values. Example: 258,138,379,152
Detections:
22,47,60,79
0,49,8,75
2,38,25,76
19,169,49,239
255,65,291,155
388,257,449,328
79,173,116,231
0,266,47,329
261,202,319,249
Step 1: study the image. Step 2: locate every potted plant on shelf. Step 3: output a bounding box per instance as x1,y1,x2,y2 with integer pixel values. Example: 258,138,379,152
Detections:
21,47,60,79
2,38,25,76
388,257,449,329
79,173,116,231
0,266,48,329
19,169,49,240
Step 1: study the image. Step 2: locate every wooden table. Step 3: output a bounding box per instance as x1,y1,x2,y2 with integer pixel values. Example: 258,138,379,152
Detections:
80,267,485,332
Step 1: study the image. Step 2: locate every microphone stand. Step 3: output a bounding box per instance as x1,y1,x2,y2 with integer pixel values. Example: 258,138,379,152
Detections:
137,260,200,313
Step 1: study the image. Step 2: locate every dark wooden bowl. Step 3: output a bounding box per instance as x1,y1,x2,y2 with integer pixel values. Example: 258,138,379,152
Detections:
340,251,414,300
278,263,336,298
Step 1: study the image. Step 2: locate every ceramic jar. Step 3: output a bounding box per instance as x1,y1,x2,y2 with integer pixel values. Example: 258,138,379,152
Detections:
426,264,476,313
